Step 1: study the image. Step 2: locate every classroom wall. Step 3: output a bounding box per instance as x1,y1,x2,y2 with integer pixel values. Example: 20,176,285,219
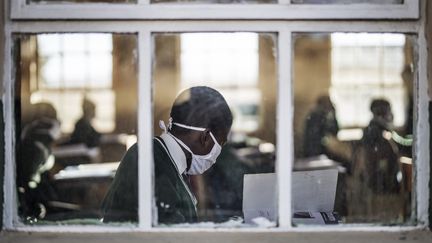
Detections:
113,35,138,134
293,35,332,157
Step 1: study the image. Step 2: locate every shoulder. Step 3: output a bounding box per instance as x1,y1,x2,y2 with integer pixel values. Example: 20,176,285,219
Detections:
120,139,168,160
153,137,170,158
153,137,173,167
124,143,138,160
117,139,173,172
75,118,90,126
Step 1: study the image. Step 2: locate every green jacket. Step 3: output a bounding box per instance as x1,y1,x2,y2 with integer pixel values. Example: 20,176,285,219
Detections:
102,137,197,224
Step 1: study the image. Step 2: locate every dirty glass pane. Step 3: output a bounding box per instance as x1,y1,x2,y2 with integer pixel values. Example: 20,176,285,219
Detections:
152,33,277,227
292,33,414,226
14,33,138,224
292,0,403,4
29,0,136,4
152,0,275,4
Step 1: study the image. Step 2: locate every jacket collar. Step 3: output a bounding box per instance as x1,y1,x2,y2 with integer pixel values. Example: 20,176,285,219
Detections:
159,132,187,174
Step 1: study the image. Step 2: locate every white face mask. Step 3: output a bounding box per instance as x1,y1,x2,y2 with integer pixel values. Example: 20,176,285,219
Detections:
160,119,222,175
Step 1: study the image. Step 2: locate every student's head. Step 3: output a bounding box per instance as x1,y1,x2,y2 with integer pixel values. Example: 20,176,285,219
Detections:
82,98,96,120
370,98,393,124
316,95,335,113
31,102,57,121
169,86,233,156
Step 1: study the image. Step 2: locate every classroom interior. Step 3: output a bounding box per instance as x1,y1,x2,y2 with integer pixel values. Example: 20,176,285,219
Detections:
15,31,414,226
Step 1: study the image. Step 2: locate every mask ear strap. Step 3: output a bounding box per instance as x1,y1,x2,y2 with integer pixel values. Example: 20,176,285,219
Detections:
172,121,220,146
208,131,220,146
172,122,206,132
168,133,193,154
159,117,173,133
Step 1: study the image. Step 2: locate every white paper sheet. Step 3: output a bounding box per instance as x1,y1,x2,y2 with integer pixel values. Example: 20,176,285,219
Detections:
243,173,277,224
292,169,338,212
242,169,338,224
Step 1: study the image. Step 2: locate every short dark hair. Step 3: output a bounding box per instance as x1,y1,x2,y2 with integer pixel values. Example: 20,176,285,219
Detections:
82,98,96,115
370,98,391,117
170,86,233,137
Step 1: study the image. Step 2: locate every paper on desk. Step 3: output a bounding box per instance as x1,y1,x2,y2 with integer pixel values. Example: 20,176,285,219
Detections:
292,169,338,212
242,169,338,224
243,173,277,224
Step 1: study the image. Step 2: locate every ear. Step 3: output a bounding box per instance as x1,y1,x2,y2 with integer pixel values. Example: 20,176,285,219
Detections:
199,129,212,146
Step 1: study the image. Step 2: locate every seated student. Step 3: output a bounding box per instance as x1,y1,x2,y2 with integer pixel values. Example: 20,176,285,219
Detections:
361,98,399,194
349,98,401,222
303,95,339,158
17,103,61,220
69,98,101,148
102,86,233,224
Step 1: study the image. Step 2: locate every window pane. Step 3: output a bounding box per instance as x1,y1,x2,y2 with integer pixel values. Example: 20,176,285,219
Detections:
15,33,138,224
292,0,403,4
152,33,277,226
152,0,275,4
29,0,136,3
292,33,414,226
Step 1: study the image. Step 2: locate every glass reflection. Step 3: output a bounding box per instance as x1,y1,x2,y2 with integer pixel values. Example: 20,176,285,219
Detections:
15,33,138,224
152,33,277,226
293,33,413,225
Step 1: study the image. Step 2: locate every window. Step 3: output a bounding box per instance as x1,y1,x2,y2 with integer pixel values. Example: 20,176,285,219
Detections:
329,33,409,129
151,33,276,226
292,0,403,4
293,33,414,225
14,33,138,225
32,34,115,133
2,0,429,233
29,0,136,3
179,33,262,133
10,0,419,19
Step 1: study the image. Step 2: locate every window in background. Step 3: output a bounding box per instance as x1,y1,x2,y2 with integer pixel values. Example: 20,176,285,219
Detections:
180,33,260,134
151,33,277,226
15,33,138,225
31,34,114,133
330,33,407,129
292,33,413,226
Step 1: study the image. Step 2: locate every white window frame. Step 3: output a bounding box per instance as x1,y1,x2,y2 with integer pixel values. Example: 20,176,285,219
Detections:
2,0,429,234
10,0,419,20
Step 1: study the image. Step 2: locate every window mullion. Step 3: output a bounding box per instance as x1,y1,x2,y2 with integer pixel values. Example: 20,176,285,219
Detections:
415,30,430,226
3,26,17,230
138,30,153,229
277,29,293,229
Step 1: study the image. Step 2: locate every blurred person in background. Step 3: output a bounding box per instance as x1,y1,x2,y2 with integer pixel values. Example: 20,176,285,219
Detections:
17,103,61,221
303,95,339,158
69,98,101,148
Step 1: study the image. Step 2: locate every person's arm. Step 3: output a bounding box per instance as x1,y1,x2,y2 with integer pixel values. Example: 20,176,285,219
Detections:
102,144,138,222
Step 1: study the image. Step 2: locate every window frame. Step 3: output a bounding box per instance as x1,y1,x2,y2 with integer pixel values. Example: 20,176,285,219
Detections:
10,0,419,20
2,1,430,233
